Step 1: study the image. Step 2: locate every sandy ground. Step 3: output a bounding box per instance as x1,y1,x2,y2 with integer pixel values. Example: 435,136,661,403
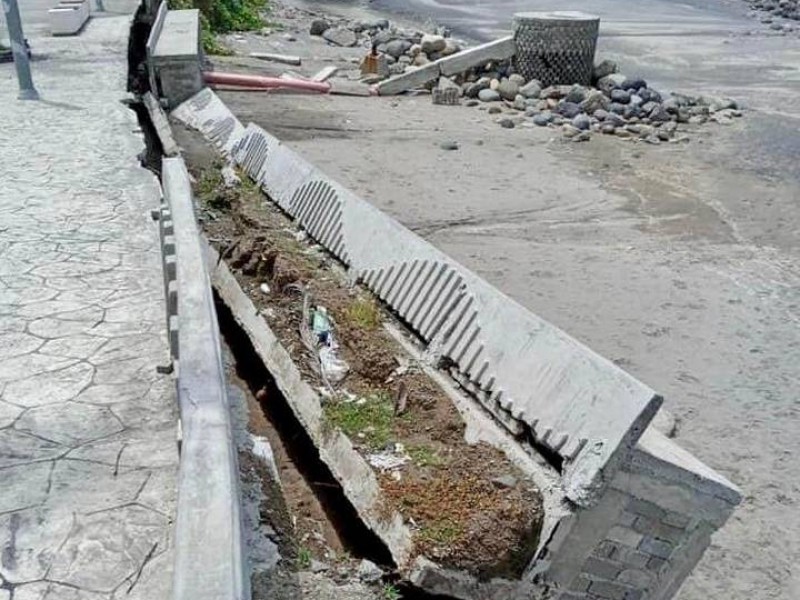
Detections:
202,2,800,599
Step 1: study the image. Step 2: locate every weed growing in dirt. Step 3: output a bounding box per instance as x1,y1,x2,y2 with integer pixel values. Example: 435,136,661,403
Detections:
382,584,402,600
237,170,260,195
419,518,462,546
194,168,234,211
297,546,312,569
342,297,382,331
323,393,395,450
406,444,444,467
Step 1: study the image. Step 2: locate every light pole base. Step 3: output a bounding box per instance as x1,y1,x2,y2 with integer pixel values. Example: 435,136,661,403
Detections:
18,87,40,100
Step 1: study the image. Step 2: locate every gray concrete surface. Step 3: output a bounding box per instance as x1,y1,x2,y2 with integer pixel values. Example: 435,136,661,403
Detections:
206,0,800,596
161,157,249,600
227,119,666,507
0,8,177,600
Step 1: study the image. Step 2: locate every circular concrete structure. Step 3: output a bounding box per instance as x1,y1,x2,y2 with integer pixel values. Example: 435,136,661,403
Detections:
512,11,600,87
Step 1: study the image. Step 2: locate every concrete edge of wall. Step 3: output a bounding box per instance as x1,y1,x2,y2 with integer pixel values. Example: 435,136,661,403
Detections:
144,91,180,156
144,0,166,95
160,157,250,600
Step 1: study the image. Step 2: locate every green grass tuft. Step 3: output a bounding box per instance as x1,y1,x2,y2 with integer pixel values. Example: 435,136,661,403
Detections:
382,584,402,600
324,393,394,450
297,546,312,569
419,518,462,546
343,297,382,330
406,444,444,467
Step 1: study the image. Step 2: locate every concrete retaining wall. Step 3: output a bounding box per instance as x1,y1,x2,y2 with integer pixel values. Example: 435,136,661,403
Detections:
228,121,662,508
159,157,250,600
146,3,203,107
170,88,740,600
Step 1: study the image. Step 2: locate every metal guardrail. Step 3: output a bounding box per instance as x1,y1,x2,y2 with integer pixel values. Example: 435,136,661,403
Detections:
159,157,249,600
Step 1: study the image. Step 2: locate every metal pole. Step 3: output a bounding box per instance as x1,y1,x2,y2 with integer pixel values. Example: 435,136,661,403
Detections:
1,0,39,100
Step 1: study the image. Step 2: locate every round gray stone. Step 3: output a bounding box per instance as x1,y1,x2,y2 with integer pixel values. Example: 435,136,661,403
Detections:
478,89,501,102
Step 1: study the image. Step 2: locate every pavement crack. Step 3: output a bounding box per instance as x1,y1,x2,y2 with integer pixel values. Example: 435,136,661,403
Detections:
113,442,128,477
125,541,158,594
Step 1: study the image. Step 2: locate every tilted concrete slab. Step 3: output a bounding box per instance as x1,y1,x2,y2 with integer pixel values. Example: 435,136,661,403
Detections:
375,36,516,95
209,244,415,567
169,89,741,600
171,87,245,156
172,90,660,505
230,122,661,505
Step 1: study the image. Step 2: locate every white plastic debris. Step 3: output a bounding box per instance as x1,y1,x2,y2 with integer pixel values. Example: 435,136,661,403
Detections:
319,345,349,384
260,282,270,294
367,451,409,471
221,163,241,188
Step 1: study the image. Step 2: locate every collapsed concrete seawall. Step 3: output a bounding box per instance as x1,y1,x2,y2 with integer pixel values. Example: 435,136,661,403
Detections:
169,84,741,600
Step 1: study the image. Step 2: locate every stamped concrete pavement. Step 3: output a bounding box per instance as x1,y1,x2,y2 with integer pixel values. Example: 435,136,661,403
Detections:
0,9,177,600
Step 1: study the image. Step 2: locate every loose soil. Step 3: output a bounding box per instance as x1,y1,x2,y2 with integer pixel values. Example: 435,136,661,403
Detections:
185,147,543,579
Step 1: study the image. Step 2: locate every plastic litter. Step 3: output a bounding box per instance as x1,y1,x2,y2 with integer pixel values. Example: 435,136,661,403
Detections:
299,291,349,390
221,164,241,188
319,345,349,384
367,451,409,471
312,306,332,344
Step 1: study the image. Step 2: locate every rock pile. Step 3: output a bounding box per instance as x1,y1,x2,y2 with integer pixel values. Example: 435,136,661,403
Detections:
309,17,463,75
308,16,741,143
451,59,742,142
745,0,799,30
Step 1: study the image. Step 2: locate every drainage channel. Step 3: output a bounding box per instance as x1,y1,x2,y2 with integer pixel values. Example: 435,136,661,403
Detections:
126,11,458,596
216,294,450,600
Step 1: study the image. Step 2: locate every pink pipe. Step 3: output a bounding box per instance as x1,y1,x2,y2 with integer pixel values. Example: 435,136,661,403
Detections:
203,71,331,94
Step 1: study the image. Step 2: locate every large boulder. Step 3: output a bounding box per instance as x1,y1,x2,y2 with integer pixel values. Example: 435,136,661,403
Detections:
478,88,501,102
441,38,461,56
420,34,446,54
556,101,582,119
519,79,542,99
620,77,647,91
385,39,412,59
464,77,491,98
309,19,330,36
565,84,588,104
610,88,631,104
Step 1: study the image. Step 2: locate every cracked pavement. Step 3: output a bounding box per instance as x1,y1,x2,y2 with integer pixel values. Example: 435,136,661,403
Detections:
0,9,177,600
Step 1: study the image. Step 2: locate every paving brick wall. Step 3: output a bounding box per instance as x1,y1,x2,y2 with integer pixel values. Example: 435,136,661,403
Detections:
544,429,740,600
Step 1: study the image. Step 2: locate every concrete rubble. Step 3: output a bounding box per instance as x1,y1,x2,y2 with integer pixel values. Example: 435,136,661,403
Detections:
302,11,742,144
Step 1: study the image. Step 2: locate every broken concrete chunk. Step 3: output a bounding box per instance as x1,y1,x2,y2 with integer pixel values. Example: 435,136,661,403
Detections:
357,559,383,583
322,27,357,47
